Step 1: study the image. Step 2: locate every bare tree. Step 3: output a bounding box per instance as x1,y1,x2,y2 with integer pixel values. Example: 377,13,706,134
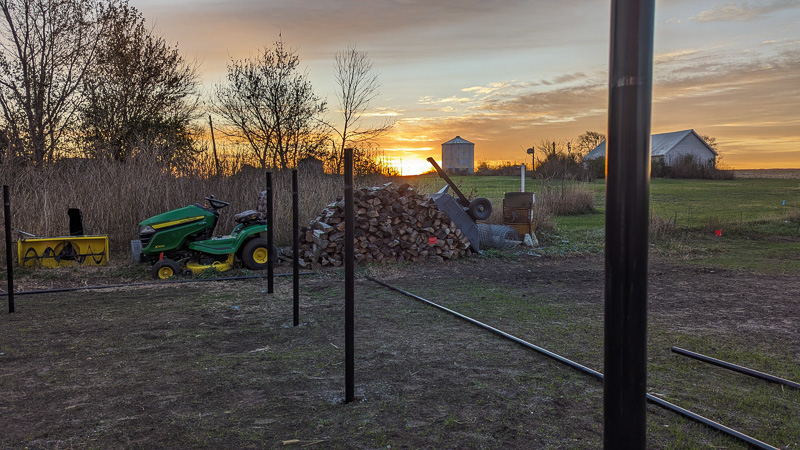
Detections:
0,0,110,165
328,45,392,174
79,3,201,166
575,131,606,156
534,138,585,180
211,36,327,170
699,133,718,152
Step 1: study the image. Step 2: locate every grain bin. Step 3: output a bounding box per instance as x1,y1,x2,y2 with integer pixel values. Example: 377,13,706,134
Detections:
442,136,474,174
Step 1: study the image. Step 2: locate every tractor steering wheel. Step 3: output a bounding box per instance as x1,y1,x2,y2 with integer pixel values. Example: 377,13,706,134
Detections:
204,196,230,210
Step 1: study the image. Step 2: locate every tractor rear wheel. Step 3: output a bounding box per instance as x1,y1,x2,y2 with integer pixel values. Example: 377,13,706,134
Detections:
152,258,180,280
242,238,271,270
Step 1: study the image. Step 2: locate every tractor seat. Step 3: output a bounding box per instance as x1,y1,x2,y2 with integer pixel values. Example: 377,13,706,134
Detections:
234,210,265,223
234,190,269,223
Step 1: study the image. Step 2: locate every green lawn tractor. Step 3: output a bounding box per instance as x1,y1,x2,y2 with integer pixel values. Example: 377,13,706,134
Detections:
137,194,272,279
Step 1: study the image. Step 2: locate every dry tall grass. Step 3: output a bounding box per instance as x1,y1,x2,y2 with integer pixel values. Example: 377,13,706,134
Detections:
650,214,678,241
535,184,595,216
0,155,351,264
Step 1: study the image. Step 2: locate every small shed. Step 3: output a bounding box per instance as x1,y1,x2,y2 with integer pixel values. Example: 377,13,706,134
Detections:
583,129,717,167
442,136,474,174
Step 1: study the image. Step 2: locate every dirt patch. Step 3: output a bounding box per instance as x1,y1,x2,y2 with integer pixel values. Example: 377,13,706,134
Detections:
1,255,798,448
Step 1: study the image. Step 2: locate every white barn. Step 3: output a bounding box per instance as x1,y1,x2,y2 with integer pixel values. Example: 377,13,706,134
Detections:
583,129,717,167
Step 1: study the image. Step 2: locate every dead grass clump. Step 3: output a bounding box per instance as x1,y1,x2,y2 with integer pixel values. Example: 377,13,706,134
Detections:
533,208,554,232
650,214,677,241
704,216,724,234
665,155,735,180
787,209,800,223
536,184,595,216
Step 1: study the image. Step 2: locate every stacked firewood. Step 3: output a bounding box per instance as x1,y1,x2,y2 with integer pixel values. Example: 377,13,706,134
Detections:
299,183,473,267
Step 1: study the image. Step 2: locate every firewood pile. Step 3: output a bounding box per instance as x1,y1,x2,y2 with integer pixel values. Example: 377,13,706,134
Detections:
299,183,474,267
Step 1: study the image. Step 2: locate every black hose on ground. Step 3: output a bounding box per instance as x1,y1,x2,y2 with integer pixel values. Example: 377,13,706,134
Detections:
0,272,315,297
672,347,800,390
366,276,777,450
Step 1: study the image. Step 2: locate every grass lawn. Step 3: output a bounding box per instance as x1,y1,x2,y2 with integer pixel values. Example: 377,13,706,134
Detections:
2,256,798,449
402,174,800,273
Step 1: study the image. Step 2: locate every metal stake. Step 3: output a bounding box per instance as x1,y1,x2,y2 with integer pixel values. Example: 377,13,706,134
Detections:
266,171,274,294
4,185,14,313
605,0,655,447
292,169,300,327
344,148,355,403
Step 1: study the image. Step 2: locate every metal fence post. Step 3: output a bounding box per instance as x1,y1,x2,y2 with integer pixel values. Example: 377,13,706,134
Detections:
292,169,299,327
604,0,655,447
266,171,274,294
344,148,355,403
4,185,14,313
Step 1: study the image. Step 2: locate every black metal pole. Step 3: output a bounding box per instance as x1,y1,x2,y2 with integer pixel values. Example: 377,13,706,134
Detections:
292,169,300,327
344,148,355,403
672,347,800,390
4,185,14,313
367,277,777,450
605,0,655,447
266,171,274,294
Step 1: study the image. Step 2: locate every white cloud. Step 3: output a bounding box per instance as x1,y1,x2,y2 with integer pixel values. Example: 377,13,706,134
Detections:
417,96,473,105
690,0,800,22
655,49,699,64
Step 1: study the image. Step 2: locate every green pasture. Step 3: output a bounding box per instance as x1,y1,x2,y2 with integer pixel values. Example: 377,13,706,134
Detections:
410,175,799,224
409,174,593,202
405,174,800,273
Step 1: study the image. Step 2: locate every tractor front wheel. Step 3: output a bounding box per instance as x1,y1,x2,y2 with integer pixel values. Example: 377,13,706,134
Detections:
242,238,271,270
152,258,180,280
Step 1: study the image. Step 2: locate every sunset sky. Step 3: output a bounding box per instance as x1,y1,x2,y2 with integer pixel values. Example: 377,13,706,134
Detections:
130,0,800,173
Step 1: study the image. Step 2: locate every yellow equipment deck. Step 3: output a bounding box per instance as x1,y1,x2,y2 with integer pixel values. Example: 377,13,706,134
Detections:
18,235,109,268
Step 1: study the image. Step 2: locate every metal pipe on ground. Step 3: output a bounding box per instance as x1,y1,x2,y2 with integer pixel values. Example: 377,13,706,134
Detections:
0,272,315,297
366,277,776,450
366,276,602,379
672,347,800,390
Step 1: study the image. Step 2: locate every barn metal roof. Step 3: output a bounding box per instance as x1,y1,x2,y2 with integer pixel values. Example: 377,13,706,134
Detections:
583,129,718,160
443,136,474,145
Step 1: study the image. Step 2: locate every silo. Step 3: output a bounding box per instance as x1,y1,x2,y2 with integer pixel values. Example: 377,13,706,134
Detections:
441,136,474,174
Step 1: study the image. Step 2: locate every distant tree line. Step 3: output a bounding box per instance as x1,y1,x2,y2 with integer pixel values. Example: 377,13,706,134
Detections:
0,0,392,174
